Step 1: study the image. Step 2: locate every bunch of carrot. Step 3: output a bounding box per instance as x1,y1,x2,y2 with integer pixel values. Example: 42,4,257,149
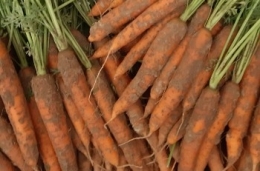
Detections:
0,0,259,170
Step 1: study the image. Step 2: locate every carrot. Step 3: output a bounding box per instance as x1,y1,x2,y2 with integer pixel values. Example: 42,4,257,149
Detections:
0,151,15,171
109,0,125,9
19,67,62,171
114,7,185,77
226,44,260,168
57,49,119,166
0,116,32,171
88,0,157,42
149,28,212,134
78,151,92,171
47,36,59,71
158,105,182,147
89,0,113,16
207,146,224,171
183,25,234,113
112,17,187,117
0,40,38,168
178,87,220,171
106,0,188,54
86,60,147,170
194,81,240,171
57,74,91,158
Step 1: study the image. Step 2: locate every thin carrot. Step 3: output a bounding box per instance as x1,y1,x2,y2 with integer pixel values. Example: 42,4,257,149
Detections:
89,0,113,16
146,3,212,116
88,0,157,42
183,25,234,113
19,67,62,171
0,151,15,171
112,17,187,117
207,146,224,171
194,81,240,171
114,7,185,77
0,39,38,169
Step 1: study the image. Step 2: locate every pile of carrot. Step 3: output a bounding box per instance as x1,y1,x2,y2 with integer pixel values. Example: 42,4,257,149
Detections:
0,0,259,171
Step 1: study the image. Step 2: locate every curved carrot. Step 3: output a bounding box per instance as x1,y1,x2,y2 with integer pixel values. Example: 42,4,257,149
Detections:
194,81,240,171
178,87,220,171
19,67,62,171
112,18,187,117
89,0,113,16
114,7,185,77
0,40,38,168
88,0,157,42
149,28,212,134
57,49,119,167
0,151,15,171
226,45,260,169
183,25,234,112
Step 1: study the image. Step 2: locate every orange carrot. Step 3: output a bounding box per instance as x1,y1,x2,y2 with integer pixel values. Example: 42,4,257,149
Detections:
106,0,187,54
194,81,240,171
226,45,260,168
0,151,15,171
0,40,38,168
149,28,212,134
89,0,113,16
158,105,182,147
57,49,119,166
78,151,92,171
112,17,187,117
0,116,32,171
114,8,185,77
208,146,224,171
88,0,157,42
178,87,220,171
86,60,147,170
19,67,62,171
109,0,125,9
183,25,234,112
47,36,59,71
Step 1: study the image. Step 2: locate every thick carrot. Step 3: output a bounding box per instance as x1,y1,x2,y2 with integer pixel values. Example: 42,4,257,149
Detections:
183,25,234,112
78,151,92,171
114,7,185,77
57,74,91,157
194,81,240,171
0,116,32,171
207,146,224,171
226,45,260,168
86,60,147,171
149,3,212,102
31,74,78,171
0,151,15,171
19,67,62,171
248,91,260,171
88,0,157,42
0,40,38,168
89,0,113,16
149,28,212,134
107,0,187,54
112,18,187,117
57,49,119,166
158,105,182,147
178,87,220,171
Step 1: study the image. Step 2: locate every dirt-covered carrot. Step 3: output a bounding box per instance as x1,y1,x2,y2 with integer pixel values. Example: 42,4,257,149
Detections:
0,151,15,171
88,0,157,42
89,0,113,16
78,151,92,171
208,146,224,171
149,0,237,135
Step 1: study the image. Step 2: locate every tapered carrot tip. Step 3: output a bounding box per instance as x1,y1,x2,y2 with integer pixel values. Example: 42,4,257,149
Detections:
88,35,95,42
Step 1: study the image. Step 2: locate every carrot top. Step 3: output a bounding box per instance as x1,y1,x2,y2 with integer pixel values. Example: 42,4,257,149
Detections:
180,0,206,22
210,0,260,89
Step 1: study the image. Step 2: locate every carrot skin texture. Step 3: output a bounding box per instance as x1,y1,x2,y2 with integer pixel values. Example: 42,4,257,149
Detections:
78,151,92,171
183,25,234,112
112,18,187,116
226,46,260,168
178,87,220,171
0,40,38,168
0,151,15,171
108,0,187,54
194,81,240,171
57,49,119,167
19,67,62,171
31,74,78,171
89,0,157,42
149,28,212,134
207,146,224,171
89,0,113,16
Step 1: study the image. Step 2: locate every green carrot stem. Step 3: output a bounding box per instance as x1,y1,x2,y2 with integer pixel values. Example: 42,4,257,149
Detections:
180,0,206,22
